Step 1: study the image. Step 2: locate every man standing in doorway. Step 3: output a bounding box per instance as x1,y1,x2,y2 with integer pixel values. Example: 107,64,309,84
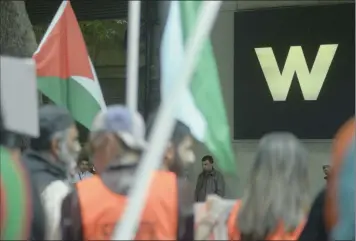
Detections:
195,155,225,202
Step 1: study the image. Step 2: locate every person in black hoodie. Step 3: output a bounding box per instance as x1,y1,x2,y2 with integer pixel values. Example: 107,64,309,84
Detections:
298,188,328,241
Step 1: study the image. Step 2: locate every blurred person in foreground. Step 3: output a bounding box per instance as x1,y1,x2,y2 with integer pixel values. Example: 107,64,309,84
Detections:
299,117,355,241
22,105,81,240
195,155,225,201
324,117,355,241
0,109,32,240
298,164,332,241
0,109,46,240
331,138,355,241
195,132,309,240
61,105,196,240
72,147,93,183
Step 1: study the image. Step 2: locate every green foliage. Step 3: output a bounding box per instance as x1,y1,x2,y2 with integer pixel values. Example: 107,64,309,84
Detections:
79,19,127,46
33,19,127,61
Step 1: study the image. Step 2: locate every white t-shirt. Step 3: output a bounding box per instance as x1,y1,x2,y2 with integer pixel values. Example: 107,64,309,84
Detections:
71,171,93,183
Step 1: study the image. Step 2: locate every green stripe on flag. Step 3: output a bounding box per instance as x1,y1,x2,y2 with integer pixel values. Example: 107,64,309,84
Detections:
179,1,236,173
38,76,101,129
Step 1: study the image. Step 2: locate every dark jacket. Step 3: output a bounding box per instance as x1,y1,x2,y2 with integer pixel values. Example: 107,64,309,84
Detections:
61,162,194,241
27,167,46,240
298,188,328,241
22,149,68,240
195,168,225,202
22,150,67,193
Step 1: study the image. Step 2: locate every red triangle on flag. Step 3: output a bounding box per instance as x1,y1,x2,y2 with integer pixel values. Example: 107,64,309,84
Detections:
33,1,94,81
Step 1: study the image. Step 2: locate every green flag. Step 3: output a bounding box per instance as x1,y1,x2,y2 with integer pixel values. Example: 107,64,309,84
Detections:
160,1,236,173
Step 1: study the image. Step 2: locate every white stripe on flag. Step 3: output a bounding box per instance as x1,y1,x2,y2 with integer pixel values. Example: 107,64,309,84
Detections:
160,1,207,141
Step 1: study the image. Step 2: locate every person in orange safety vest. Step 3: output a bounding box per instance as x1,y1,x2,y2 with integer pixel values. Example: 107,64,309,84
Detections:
60,105,196,241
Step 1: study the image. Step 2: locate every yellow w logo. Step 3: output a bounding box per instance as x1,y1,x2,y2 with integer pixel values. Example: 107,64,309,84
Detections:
255,44,338,101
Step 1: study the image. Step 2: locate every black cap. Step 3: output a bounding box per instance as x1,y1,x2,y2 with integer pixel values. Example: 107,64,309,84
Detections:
30,105,74,151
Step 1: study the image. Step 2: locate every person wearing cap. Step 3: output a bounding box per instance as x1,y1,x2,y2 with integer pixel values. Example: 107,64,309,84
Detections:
61,105,196,240
22,104,81,240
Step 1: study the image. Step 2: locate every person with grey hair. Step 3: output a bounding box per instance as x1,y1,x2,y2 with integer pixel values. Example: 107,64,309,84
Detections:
61,105,146,240
61,105,195,241
194,132,309,241
22,105,81,240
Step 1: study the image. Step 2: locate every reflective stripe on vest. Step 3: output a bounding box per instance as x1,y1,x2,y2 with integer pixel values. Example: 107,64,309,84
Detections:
77,171,178,240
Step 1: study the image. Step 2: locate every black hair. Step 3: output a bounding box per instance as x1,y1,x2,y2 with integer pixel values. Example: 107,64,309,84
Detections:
202,155,214,163
146,110,192,145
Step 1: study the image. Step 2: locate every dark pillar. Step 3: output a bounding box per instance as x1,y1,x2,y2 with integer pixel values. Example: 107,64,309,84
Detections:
143,2,171,119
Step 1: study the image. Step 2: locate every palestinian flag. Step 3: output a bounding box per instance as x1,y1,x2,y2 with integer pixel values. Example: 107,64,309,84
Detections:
160,1,236,173
33,1,106,128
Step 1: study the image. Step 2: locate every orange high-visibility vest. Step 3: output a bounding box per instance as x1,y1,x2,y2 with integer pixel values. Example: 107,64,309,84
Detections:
77,171,178,240
227,201,305,240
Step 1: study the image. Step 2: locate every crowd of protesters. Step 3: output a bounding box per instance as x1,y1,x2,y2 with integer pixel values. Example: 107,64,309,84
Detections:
0,103,354,241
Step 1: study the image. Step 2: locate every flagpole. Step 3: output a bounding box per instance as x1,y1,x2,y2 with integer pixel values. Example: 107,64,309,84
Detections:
111,1,222,240
126,0,141,113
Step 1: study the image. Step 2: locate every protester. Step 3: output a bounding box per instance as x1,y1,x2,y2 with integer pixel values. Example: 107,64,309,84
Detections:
61,105,196,240
146,112,196,240
195,132,309,240
0,109,32,240
331,138,355,241
195,155,225,201
145,111,196,177
22,105,81,240
298,166,331,240
324,117,355,240
72,148,93,183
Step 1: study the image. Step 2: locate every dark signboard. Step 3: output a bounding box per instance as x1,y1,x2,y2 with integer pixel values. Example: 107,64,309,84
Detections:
234,3,355,139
